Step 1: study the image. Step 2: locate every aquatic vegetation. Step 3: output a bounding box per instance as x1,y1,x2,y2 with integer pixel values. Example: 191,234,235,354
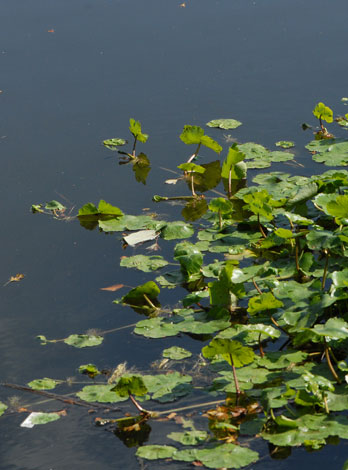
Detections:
7,107,348,469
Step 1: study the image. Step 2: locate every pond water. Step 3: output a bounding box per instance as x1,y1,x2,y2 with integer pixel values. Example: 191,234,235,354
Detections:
1,0,348,468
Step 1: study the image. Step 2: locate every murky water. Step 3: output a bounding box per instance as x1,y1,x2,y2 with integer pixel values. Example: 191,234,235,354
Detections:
1,0,348,468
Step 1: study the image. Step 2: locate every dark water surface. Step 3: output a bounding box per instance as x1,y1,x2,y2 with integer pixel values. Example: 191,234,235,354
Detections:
1,0,348,468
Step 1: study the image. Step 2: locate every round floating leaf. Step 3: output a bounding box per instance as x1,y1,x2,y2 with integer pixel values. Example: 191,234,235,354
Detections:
173,443,259,469
136,445,176,460
103,138,127,149
306,139,348,166
206,118,242,130
120,255,168,272
134,317,181,338
112,375,148,397
161,222,194,240
202,338,255,368
313,102,333,123
64,334,103,348
76,384,128,403
143,372,192,402
0,402,8,417
167,430,208,445
275,141,295,149
27,378,58,390
162,346,192,360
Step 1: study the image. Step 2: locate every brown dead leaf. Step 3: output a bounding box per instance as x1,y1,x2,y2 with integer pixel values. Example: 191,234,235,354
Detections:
192,461,203,467
167,412,177,420
56,409,67,416
100,284,124,292
47,29,55,33
17,407,29,413
179,2,186,7
4,273,25,287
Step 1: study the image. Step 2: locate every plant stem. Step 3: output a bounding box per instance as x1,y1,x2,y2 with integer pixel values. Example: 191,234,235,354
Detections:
129,394,149,414
191,173,196,197
229,354,241,395
257,214,267,238
323,395,330,414
219,210,222,230
324,343,341,384
258,333,265,358
187,143,201,163
132,136,138,158
252,278,263,295
321,250,330,290
228,169,232,198
143,294,157,310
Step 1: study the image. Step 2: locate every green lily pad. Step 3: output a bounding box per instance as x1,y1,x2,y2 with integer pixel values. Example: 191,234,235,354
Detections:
306,139,348,166
275,141,295,149
103,138,127,149
120,255,168,272
173,443,259,469
76,384,128,403
206,119,242,130
136,445,176,460
162,346,192,360
64,334,103,348
134,317,181,338
27,378,58,390
167,430,208,445
143,372,192,402
161,222,194,240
